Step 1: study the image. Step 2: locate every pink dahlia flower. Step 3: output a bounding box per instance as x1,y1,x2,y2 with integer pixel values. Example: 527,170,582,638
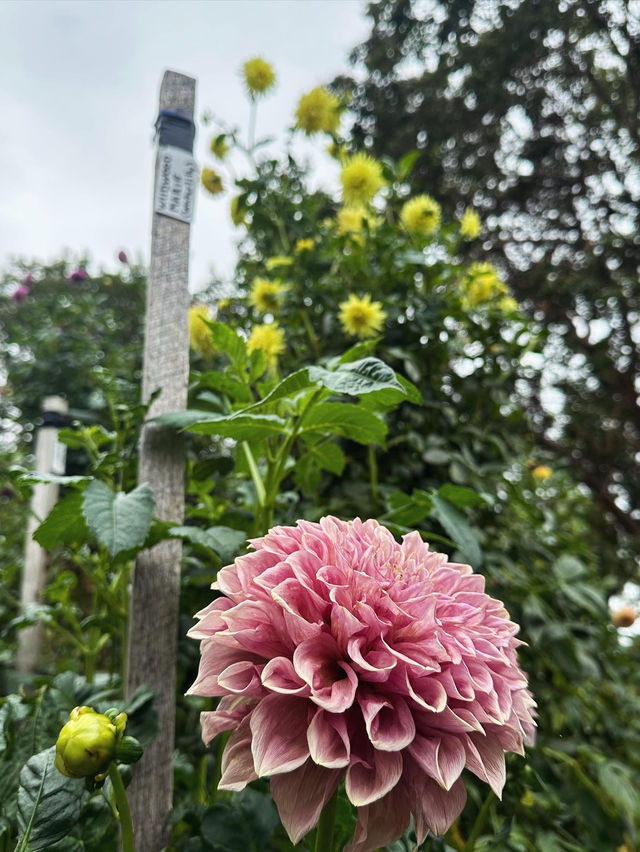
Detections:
68,267,88,283
188,517,535,851
12,284,30,303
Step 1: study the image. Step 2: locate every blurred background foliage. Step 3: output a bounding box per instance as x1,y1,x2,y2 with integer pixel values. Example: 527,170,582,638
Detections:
333,0,640,574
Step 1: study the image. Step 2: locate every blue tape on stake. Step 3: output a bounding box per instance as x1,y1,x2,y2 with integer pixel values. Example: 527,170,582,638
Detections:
155,109,195,153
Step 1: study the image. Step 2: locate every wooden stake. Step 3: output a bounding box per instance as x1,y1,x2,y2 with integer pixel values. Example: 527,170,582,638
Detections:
16,395,68,674
126,70,196,851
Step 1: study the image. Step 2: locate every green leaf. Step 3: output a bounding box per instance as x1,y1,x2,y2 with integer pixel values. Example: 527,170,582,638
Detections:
423,448,451,465
200,788,279,852
16,747,86,852
597,761,640,819
303,441,346,475
553,554,588,582
194,372,253,404
206,321,247,373
337,338,381,363
386,490,433,526
169,525,246,563
308,357,403,397
301,403,387,446
187,413,289,441
33,492,91,549
246,369,317,411
430,494,482,566
154,409,224,430
397,149,420,178
82,481,155,557
437,484,485,508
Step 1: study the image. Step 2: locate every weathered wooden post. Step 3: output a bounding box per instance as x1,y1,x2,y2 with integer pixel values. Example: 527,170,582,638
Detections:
16,395,68,674
126,70,197,850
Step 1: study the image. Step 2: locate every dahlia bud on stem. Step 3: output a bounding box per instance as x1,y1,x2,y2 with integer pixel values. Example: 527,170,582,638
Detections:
55,706,142,852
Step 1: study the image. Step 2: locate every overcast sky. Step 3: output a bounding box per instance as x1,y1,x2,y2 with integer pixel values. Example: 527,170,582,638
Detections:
0,0,369,291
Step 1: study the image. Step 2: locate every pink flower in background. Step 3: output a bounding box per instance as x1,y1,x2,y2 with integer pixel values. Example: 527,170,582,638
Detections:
12,284,30,303
188,517,536,852
23,273,33,285
118,250,128,264
68,267,88,282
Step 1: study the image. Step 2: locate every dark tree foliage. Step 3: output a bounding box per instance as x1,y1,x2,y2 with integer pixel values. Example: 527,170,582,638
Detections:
334,0,640,569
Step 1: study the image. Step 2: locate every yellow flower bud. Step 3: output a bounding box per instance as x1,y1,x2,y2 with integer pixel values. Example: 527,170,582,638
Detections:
55,706,122,779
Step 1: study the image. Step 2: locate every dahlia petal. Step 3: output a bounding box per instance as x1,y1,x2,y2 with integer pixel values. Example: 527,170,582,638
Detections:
294,634,358,712
271,576,327,625
216,661,264,696
463,732,507,797
440,667,475,701
270,759,342,843
307,708,350,768
406,671,448,712
188,598,233,639
218,716,257,791
261,656,309,695
358,691,415,751
187,642,259,697
346,748,403,806
200,697,257,745
250,694,311,777
330,603,366,650
347,635,396,682
345,781,412,852
417,776,467,838
408,734,466,790
222,599,292,657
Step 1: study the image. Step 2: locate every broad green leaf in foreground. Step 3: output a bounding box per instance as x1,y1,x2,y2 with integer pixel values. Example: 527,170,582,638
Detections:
301,402,387,446
33,491,90,549
82,481,155,556
15,747,86,852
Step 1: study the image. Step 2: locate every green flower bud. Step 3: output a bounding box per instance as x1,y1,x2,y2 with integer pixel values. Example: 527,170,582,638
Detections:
115,734,143,765
55,706,123,779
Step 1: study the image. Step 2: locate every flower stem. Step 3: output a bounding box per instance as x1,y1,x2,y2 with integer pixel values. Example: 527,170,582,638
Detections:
463,790,495,852
314,787,339,852
108,763,135,852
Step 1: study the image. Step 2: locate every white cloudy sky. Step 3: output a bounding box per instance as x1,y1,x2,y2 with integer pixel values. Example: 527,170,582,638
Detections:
0,0,369,291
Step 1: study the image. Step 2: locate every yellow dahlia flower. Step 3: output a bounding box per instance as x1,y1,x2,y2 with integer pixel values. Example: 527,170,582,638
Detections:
339,294,386,339
532,465,553,481
249,278,286,313
189,304,215,356
400,194,441,236
201,168,224,196
242,57,276,97
336,205,380,240
295,238,314,253
463,262,508,307
340,153,385,206
247,323,285,369
210,135,229,160
295,87,340,135
459,207,481,239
